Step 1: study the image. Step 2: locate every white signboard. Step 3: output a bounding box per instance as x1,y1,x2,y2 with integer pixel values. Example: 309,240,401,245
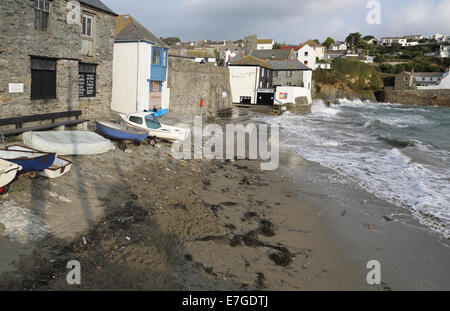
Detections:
222,92,228,98
8,83,24,93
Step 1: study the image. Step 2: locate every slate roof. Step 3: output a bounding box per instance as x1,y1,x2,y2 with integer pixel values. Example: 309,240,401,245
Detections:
266,60,311,71
251,49,292,60
115,15,168,48
80,0,117,16
229,56,272,69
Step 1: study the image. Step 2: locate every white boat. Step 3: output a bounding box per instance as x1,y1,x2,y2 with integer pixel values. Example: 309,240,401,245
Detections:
120,112,190,142
6,145,73,179
0,159,22,195
39,156,73,179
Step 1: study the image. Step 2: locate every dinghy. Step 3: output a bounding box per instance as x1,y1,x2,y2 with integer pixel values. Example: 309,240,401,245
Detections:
22,131,115,156
6,145,72,179
145,109,169,118
95,121,148,142
120,112,189,142
0,148,55,173
0,159,22,196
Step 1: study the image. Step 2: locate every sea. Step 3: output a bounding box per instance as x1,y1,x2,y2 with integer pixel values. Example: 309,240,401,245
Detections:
259,99,450,238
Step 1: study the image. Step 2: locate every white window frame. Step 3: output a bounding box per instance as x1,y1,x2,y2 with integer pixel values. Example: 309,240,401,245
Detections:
82,13,94,37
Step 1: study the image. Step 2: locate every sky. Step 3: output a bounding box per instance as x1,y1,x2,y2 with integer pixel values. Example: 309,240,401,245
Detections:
101,0,450,44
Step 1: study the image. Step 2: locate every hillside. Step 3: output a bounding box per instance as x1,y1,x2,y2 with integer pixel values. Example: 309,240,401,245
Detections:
313,59,384,101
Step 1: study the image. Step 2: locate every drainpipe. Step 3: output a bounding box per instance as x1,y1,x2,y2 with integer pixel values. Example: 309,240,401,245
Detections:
136,41,140,112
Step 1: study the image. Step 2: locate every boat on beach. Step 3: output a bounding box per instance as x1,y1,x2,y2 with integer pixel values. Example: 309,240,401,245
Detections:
6,145,73,179
95,120,149,142
0,159,22,195
120,112,190,142
0,148,55,173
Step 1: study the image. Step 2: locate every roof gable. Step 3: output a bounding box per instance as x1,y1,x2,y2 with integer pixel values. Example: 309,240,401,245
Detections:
80,0,117,16
115,15,168,48
229,56,272,69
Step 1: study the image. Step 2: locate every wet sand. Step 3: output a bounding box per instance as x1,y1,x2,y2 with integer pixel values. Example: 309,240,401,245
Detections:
0,112,448,290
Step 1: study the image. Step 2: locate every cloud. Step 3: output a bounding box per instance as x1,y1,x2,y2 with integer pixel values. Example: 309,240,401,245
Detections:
101,0,450,42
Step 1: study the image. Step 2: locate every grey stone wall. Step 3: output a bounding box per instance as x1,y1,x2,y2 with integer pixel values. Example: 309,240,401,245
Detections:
167,57,233,118
381,89,450,107
0,0,115,125
272,70,304,87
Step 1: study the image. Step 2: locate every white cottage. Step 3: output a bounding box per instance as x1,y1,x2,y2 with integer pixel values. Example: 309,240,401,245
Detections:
228,56,274,105
111,15,170,115
296,44,316,70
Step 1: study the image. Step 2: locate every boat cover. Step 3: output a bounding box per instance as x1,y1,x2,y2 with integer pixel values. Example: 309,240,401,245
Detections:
23,131,115,155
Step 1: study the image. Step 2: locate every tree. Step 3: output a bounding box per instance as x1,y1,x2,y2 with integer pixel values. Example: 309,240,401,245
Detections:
322,37,335,49
161,37,181,46
346,32,362,46
273,42,282,49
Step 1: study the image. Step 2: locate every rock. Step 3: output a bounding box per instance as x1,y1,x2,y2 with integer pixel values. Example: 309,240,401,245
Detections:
258,219,275,237
267,247,294,266
383,215,394,222
364,224,375,230
124,149,132,154
0,222,5,235
255,272,265,289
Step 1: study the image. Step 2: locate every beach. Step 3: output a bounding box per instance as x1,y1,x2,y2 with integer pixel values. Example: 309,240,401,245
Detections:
0,111,449,290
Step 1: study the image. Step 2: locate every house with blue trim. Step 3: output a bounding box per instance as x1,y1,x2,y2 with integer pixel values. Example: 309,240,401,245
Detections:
112,15,169,114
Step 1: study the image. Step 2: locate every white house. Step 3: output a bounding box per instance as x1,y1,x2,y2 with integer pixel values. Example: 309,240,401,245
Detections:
431,33,448,42
416,71,450,90
257,39,275,50
439,45,450,58
304,40,325,60
228,56,274,105
112,15,170,114
329,41,347,51
296,44,316,70
381,37,408,46
315,63,331,70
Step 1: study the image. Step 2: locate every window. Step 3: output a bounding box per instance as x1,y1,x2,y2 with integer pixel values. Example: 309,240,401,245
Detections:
78,63,97,98
404,77,408,81
145,115,162,129
82,14,93,37
304,60,308,65
31,57,56,100
162,49,167,66
304,52,309,57
81,14,94,56
152,48,161,65
151,81,160,93
286,70,292,77
260,82,263,88
273,71,278,77
130,116,143,125
34,0,50,31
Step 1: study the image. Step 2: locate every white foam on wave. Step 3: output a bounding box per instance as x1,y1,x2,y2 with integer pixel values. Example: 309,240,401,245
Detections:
256,104,450,237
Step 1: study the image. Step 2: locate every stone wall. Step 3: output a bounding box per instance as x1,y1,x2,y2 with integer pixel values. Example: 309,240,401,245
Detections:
0,0,116,125
378,89,450,107
272,71,304,87
167,57,233,118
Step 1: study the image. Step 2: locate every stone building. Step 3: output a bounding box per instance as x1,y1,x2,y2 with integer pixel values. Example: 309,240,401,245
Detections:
267,60,312,89
0,0,117,125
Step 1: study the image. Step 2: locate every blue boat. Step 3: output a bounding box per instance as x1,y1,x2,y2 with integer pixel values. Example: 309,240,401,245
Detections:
95,121,149,142
145,109,169,118
0,149,55,173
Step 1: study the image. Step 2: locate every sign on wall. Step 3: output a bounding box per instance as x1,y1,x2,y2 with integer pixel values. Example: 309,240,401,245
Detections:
279,93,288,99
8,83,24,93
